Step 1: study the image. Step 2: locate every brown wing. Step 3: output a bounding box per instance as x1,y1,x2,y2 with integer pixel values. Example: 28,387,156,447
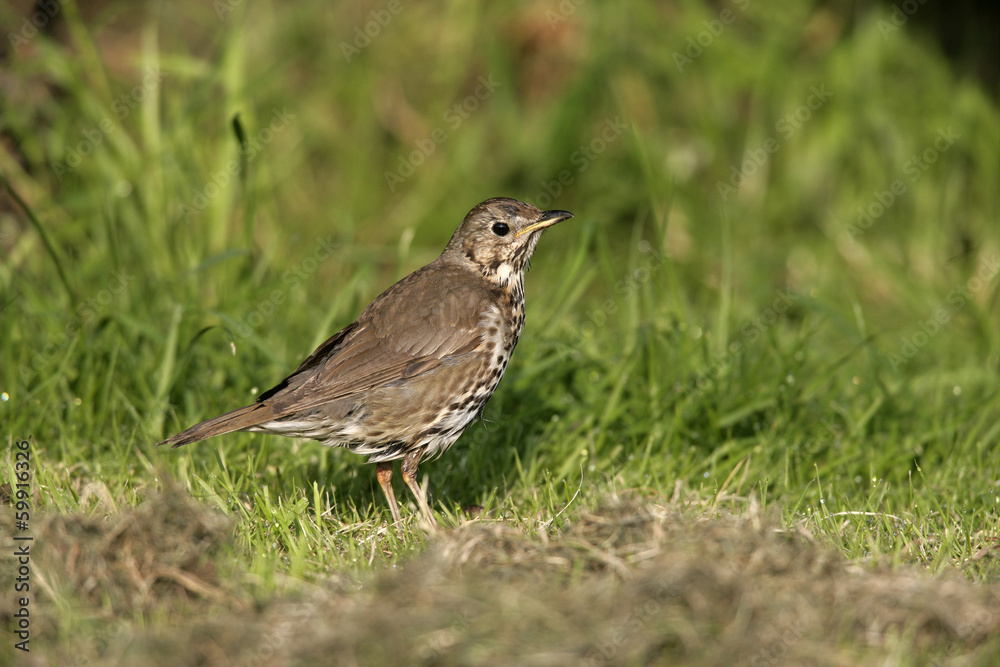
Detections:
258,262,493,416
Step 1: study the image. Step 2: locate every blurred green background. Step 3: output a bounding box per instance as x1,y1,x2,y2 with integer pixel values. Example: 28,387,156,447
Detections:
1,0,998,570
1,0,999,663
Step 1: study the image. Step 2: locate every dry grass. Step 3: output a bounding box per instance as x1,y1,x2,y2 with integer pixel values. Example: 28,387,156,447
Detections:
3,488,998,666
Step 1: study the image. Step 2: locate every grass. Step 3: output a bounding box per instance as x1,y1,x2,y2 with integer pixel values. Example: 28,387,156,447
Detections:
1,0,999,663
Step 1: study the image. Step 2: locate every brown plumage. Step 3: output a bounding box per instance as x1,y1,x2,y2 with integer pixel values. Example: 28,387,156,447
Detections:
158,197,573,524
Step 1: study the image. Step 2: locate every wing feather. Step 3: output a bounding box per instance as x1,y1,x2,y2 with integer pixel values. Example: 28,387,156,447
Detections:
257,263,493,416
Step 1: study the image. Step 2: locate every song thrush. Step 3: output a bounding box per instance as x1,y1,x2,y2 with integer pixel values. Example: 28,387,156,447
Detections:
158,197,573,524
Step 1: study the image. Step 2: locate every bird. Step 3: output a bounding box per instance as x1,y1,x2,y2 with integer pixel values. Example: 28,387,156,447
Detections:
158,197,573,525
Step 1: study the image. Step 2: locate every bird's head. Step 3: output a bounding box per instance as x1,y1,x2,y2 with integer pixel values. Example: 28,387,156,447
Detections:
444,197,573,288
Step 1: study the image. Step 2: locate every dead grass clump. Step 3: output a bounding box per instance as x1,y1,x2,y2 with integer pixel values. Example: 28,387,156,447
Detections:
3,490,998,665
0,484,237,620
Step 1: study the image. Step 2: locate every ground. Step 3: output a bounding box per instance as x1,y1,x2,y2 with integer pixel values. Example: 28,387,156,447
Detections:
1,0,998,664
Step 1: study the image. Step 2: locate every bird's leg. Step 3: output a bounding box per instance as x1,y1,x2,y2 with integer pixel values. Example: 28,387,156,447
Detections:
375,461,401,524
401,450,436,526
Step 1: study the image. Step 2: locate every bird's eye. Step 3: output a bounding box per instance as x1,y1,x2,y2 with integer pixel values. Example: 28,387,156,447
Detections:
491,222,510,237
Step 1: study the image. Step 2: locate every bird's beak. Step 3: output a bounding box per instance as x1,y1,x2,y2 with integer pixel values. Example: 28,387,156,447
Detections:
515,209,574,237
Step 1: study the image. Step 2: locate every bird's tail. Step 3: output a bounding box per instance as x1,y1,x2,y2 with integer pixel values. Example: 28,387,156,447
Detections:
157,403,275,448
